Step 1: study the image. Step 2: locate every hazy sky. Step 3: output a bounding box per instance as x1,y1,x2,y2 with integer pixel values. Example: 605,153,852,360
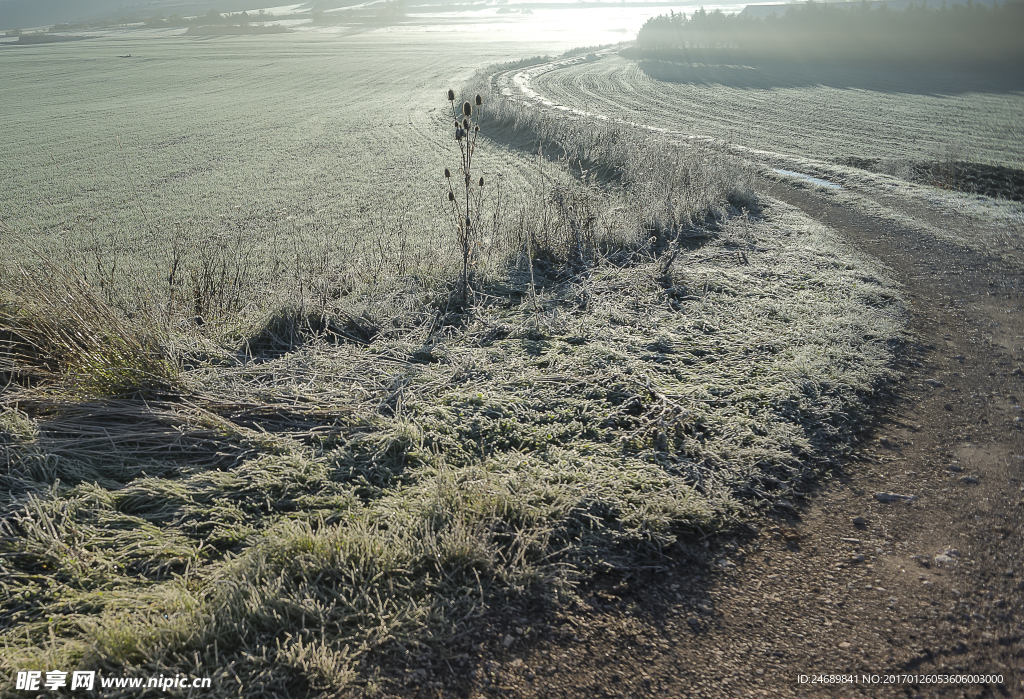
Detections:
0,0,749,33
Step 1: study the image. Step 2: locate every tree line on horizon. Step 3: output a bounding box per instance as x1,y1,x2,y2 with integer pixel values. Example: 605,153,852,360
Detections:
634,0,1024,65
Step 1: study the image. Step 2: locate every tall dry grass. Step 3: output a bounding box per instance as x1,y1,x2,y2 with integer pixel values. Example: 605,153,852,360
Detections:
463,57,757,249
0,249,175,398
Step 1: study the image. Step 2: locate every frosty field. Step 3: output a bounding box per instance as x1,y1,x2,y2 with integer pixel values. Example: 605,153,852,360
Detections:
528,53,1024,168
0,33,570,277
6,19,1004,698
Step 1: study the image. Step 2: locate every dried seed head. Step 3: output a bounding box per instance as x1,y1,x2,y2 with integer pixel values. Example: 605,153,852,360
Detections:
462,117,470,130
478,176,485,187
462,101,472,117
448,191,455,201
455,128,465,141
475,94,482,106
447,89,455,101
444,167,451,178
474,125,480,133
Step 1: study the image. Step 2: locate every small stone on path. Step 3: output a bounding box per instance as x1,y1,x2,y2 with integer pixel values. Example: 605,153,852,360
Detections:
875,492,918,503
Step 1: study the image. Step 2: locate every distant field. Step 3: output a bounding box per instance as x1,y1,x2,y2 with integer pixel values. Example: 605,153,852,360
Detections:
0,33,567,283
528,54,1024,168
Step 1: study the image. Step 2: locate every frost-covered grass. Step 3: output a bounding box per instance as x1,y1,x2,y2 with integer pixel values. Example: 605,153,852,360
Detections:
0,198,904,696
0,33,909,697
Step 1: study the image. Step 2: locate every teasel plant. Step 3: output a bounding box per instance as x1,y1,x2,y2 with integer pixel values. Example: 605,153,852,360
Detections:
444,89,484,306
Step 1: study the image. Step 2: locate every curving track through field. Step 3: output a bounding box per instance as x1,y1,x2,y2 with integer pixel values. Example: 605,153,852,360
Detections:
496,52,1024,170
463,53,1024,699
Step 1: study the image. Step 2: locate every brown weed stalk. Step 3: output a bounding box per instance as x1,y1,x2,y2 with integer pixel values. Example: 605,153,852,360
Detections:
443,90,486,306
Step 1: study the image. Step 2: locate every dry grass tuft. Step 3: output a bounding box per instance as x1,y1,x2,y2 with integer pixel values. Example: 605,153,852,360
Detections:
0,253,176,398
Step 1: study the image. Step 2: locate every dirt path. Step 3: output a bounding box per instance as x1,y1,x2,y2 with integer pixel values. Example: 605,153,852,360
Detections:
395,178,1024,698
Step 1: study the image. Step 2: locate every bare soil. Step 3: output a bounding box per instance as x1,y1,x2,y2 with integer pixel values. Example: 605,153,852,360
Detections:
383,181,1024,698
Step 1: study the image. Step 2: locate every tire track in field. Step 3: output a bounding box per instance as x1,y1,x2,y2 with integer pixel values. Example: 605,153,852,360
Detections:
490,51,841,176
550,58,1023,167
494,52,1024,174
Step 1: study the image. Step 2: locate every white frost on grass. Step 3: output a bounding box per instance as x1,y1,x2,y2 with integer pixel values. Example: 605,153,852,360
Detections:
500,54,1023,262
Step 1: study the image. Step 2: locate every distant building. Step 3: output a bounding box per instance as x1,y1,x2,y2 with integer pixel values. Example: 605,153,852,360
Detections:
740,0,1004,19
